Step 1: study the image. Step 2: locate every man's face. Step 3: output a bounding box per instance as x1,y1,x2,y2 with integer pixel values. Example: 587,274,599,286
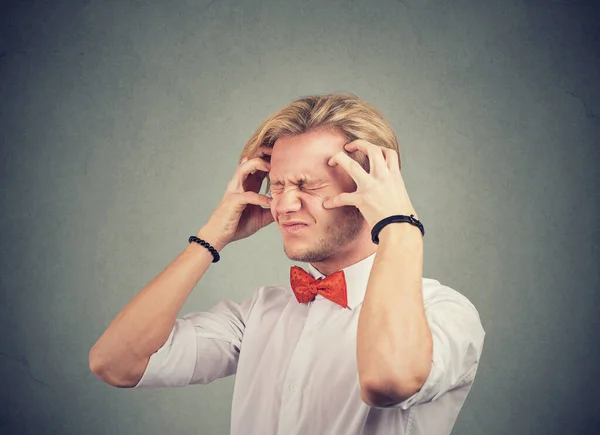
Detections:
268,129,366,263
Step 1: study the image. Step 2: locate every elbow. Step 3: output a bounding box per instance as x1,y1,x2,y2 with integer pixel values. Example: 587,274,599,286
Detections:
360,360,432,407
89,346,105,378
360,373,428,407
88,347,140,388
89,347,115,386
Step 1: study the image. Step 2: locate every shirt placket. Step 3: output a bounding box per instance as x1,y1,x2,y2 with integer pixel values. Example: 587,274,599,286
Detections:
276,296,327,434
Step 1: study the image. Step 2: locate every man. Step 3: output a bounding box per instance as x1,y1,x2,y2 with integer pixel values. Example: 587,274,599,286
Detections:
89,93,485,435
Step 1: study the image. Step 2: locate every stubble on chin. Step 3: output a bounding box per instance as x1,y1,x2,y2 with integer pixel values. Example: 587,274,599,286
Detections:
283,207,364,263
284,238,331,263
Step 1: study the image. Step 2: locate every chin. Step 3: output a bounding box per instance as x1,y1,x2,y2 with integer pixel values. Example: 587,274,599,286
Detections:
283,240,335,263
282,242,307,261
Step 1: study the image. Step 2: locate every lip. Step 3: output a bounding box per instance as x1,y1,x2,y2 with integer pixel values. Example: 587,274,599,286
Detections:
281,221,309,233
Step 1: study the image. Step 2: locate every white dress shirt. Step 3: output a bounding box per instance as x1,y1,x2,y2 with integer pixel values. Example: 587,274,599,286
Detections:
133,252,485,435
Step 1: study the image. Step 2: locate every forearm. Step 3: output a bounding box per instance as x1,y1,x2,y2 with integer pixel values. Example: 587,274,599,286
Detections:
357,224,432,398
89,227,223,385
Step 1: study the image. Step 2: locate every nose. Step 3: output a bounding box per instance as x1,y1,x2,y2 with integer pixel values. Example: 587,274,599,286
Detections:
273,188,302,217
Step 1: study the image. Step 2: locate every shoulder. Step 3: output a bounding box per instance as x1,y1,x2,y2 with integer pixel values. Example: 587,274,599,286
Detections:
421,277,482,323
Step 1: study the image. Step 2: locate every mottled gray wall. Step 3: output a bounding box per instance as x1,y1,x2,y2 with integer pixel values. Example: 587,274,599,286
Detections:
1,0,598,434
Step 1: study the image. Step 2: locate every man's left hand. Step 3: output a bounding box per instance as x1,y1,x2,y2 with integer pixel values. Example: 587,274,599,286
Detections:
323,140,418,228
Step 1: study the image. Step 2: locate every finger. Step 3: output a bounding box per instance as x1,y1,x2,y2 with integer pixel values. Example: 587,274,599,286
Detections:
254,146,273,156
257,146,273,157
228,158,271,193
242,191,273,208
241,146,273,164
344,140,386,177
380,147,401,173
252,147,273,164
241,158,271,192
323,192,356,209
328,151,371,186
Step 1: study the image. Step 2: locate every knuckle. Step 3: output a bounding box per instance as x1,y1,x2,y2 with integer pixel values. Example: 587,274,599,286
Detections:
226,180,238,192
230,192,244,203
219,193,233,206
233,166,245,180
242,191,256,201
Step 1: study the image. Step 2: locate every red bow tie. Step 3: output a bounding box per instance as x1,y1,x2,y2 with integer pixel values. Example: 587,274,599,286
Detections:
290,266,348,308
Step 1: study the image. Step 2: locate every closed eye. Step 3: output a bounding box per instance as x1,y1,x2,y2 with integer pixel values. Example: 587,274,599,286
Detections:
269,184,307,195
269,180,326,194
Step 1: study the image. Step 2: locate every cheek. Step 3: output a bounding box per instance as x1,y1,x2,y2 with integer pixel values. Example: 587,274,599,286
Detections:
305,193,327,209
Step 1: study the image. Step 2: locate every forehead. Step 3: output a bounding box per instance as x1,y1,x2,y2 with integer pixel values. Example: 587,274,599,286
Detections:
269,129,347,183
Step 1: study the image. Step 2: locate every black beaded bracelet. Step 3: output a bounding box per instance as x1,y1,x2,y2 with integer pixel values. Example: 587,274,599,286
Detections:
371,214,425,244
188,236,220,263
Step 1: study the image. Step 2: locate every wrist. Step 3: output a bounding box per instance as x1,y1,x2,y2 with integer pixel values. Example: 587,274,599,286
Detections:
196,227,227,252
378,223,423,248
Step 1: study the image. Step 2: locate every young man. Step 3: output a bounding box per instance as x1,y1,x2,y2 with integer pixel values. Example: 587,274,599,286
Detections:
89,93,485,435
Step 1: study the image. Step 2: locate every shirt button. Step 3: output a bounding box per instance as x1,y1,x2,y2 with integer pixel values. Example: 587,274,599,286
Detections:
289,383,297,392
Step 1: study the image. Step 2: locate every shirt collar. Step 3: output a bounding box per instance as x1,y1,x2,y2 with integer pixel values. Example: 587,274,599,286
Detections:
306,252,377,310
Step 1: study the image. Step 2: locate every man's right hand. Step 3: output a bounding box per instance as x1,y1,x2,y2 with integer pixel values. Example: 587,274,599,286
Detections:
199,147,274,250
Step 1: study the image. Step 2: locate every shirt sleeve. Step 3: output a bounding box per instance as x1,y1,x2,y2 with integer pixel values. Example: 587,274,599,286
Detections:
374,283,486,409
132,290,259,389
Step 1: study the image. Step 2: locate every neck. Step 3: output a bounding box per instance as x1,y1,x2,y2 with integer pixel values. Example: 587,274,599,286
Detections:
309,226,377,276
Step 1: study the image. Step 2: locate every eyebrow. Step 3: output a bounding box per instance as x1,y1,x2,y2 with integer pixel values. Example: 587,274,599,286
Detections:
269,176,324,186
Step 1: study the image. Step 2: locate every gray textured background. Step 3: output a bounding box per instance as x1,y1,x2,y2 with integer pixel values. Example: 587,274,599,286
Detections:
1,0,599,434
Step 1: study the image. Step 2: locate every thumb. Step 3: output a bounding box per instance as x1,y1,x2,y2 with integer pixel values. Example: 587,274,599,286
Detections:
324,193,353,209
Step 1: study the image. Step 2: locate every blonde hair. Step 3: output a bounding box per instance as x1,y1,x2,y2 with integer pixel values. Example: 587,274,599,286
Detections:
240,93,401,191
